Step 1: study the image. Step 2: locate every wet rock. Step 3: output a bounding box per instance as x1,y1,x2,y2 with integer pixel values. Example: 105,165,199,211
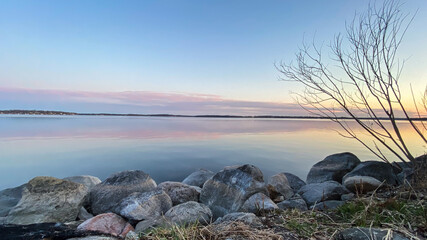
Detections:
182,169,215,187
283,173,306,192
90,170,157,215
0,222,103,240
335,227,409,240
298,181,349,206
165,201,212,225
78,207,94,221
200,164,268,219
307,152,360,184
277,194,308,211
214,212,262,226
0,184,25,217
6,177,88,225
64,175,102,190
311,200,345,211
343,176,383,193
115,189,172,221
268,173,294,200
77,213,134,238
239,193,278,213
157,181,200,205
343,161,398,188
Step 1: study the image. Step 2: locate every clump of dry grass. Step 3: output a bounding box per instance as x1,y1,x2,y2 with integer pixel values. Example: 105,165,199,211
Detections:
140,221,284,240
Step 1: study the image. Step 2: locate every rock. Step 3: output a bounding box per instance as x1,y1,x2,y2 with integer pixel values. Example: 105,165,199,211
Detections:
335,227,409,240
239,193,278,213
0,217,5,224
200,164,268,219
78,207,94,221
64,175,102,190
6,177,88,225
214,212,262,226
268,173,294,200
90,170,157,215
283,173,306,192
190,186,202,194
115,189,172,221
311,200,345,211
307,152,360,184
397,168,413,185
135,216,171,233
77,213,134,238
0,184,25,217
341,193,355,201
0,222,105,240
277,194,308,211
157,181,200,205
342,161,398,186
165,201,212,225
298,181,349,206
125,231,139,240
343,176,383,193
182,169,215,187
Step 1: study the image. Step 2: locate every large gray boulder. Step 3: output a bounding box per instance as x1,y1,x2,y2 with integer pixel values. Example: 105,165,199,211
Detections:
239,193,278,213
115,189,172,221
200,164,268,219
165,201,212,225
342,161,398,188
182,169,215,187
283,172,306,192
343,176,383,193
277,194,308,211
90,170,157,215
335,227,409,240
6,177,88,225
63,175,101,190
307,153,360,184
157,181,200,205
0,184,25,217
267,173,294,200
298,181,349,206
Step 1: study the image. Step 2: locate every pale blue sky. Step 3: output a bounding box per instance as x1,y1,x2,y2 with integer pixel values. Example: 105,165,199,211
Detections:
0,0,426,114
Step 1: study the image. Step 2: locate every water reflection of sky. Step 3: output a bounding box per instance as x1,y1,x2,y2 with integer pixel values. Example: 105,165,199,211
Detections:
0,116,424,189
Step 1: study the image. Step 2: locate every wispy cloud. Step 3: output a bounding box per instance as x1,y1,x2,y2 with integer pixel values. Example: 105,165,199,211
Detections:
0,87,309,115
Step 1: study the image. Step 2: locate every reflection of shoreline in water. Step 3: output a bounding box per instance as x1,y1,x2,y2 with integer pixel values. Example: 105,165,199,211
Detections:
0,116,422,141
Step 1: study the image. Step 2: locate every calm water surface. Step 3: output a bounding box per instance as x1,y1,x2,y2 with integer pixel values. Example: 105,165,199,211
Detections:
0,115,423,189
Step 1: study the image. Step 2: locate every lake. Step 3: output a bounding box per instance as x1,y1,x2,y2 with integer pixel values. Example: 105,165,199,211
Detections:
0,115,424,190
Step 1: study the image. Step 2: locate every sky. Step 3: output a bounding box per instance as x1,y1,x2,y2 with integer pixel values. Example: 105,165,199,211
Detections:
1,0,426,115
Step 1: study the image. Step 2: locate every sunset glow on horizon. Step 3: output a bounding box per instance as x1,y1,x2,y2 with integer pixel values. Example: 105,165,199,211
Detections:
1,0,426,115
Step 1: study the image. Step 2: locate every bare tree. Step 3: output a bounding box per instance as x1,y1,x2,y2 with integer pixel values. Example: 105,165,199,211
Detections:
277,0,426,165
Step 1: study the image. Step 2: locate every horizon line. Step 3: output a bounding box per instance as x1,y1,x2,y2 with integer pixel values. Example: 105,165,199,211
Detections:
1,109,426,121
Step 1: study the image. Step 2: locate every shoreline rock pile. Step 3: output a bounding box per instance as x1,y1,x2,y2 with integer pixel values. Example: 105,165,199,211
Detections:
0,152,420,239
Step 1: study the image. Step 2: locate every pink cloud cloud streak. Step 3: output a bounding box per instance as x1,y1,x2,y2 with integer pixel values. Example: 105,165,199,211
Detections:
0,87,308,115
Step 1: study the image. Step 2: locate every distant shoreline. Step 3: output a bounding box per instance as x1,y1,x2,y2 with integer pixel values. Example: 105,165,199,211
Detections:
1,109,426,121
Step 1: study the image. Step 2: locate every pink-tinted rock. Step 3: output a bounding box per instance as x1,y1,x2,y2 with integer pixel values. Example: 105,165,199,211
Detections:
77,213,134,238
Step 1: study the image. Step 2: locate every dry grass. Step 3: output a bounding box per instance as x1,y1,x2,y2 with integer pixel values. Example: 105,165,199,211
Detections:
139,187,426,240
140,221,284,240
